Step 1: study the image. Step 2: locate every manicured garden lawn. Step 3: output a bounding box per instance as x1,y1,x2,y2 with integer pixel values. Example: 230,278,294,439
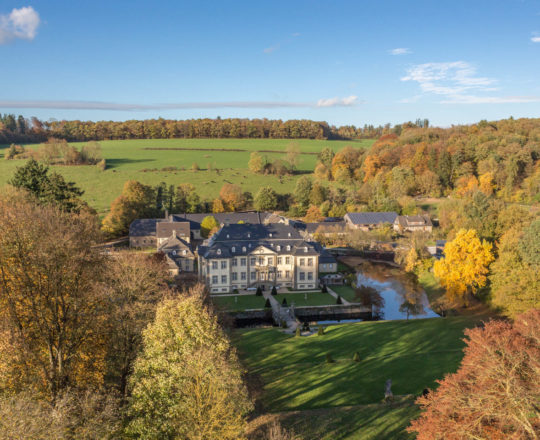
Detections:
0,138,373,214
418,271,445,304
211,294,267,311
233,316,480,412
330,285,358,302
275,292,336,307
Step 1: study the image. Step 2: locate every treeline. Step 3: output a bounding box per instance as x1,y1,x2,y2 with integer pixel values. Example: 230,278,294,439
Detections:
0,113,403,143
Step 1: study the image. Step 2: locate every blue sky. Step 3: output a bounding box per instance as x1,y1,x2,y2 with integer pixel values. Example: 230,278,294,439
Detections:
1,0,540,126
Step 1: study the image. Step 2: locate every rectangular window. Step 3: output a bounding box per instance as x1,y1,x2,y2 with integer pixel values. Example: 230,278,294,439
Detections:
232,258,237,267
221,261,227,269
285,270,290,278
241,258,247,266
212,261,218,270
277,257,282,264
250,257,256,265
285,257,291,264
268,257,273,265
300,272,305,281
277,270,282,279
221,275,227,284
308,272,313,280
212,275,218,284
232,272,237,281
300,258,305,266
250,271,256,280
241,272,247,280
258,257,264,265
308,258,313,267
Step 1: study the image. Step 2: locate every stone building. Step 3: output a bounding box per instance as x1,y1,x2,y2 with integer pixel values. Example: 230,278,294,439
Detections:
198,223,321,293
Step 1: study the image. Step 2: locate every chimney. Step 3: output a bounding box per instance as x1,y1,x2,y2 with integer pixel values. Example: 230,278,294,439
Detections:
172,229,177,238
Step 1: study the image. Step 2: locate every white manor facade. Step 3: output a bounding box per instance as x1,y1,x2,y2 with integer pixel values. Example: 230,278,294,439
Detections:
198,223,320,293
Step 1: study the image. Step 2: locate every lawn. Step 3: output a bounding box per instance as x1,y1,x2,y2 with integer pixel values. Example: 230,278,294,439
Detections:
233,316,481,412
417,271,445,304
211,294,267,311
0,138,373,214
248,396,419,440
330,285,358,302
275,292,336,307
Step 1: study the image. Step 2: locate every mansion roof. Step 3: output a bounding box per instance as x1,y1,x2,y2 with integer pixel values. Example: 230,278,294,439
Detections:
345,212,398,226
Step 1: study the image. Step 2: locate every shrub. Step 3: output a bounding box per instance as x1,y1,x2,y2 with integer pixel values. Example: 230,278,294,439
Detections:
353,351,361,362
281,297,287,306
317,326,324,336
264,298,271,308
271,286,277,295
281,320,287,328
302,321,310,332
295,327,301,337
256,286,263,296
326,353,334,364
96,158,106,170
232,288,239,294
336,295,343,304
321,284,328,293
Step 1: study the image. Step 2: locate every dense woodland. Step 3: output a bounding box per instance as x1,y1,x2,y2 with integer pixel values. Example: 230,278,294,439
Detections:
0,113,402,143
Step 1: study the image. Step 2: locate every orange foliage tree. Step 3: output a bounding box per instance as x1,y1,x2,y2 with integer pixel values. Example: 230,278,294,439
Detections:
408,309,540,439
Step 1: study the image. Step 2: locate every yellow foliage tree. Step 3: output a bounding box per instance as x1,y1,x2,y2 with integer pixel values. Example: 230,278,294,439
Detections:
434,229,494,305
479,172,496,196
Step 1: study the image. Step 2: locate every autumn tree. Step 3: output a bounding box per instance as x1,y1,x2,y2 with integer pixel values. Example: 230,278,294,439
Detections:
285,141,301,170
106,252,169,397
212,198,226,213
102,180,157,237
254,186,278,211
248,151,265,174
127,286,253,439
174,183,200,213
490,220,540,317
220,183,247,211
0,190,108,401
304,204,324,222
433,229,494,305
201,215,220,238
408,310,540,439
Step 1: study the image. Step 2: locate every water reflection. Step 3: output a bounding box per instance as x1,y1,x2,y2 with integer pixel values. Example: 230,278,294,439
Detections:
354,263,439,320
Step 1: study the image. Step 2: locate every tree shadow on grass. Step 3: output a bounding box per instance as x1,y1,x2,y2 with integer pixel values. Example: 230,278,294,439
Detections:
106,158,156,169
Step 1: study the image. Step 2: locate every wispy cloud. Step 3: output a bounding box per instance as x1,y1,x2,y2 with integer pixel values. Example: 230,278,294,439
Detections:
263,44,280,54
0,6,40,44
316,95,358,107
531,36,540,43
389,48,411,55
401,61,540,104
0,97,360,111
263,32,301,54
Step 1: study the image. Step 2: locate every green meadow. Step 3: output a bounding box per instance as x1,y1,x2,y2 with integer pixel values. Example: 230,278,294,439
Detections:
0,138,372,214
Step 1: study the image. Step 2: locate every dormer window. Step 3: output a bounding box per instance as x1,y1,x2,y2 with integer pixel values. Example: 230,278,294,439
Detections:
217,249,222,255
172,250,176,255
269,233,273,237
304,246,308,253
247,233,251,238
277,245,281,251
286,245,291,251
227,234,230,239
242,246,246,252
288,232,291,237
232,246,236,253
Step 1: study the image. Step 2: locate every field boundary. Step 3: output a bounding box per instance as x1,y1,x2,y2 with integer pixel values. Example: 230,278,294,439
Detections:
142,147,320,155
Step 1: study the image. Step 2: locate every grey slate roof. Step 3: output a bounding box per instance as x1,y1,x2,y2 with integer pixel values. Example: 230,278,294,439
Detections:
156,222,190,239
395,215,432,227
311,242,338,264
345,212,398,226
198,223,319,259
171,211,272,229
129,219,162,237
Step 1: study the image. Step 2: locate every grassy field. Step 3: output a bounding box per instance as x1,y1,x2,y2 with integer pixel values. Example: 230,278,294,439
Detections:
0,138,373,214
248,396,419,440
330,285,358,302
233,316,480,413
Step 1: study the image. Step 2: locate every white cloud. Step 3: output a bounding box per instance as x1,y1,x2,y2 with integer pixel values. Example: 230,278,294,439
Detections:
531,36,540,43
400,61,540,104
0,6,40,44
0,97,361,111
317,95,358,107
263,44,279,54
389,48,411,55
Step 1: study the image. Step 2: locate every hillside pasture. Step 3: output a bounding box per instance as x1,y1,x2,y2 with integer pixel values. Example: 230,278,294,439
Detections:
0,138,372,214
